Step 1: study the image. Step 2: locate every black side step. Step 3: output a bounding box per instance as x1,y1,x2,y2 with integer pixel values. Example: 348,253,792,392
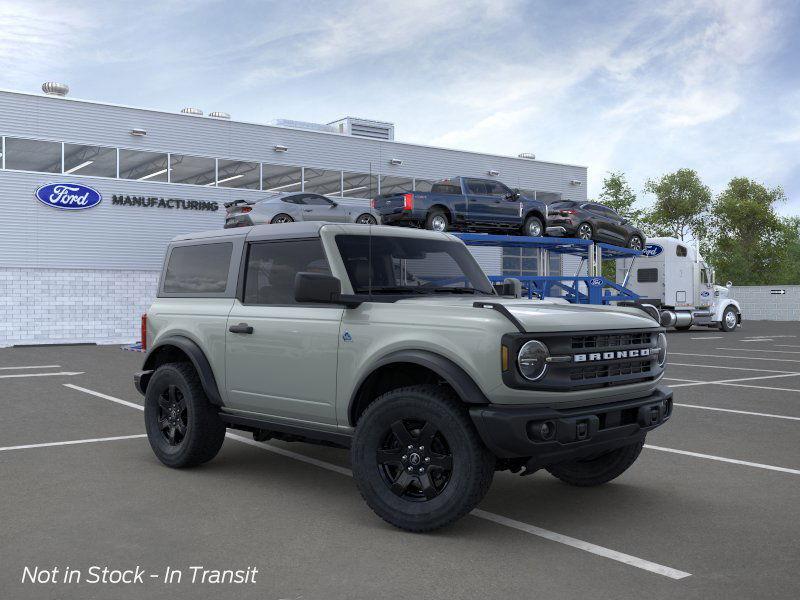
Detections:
219,412,351,448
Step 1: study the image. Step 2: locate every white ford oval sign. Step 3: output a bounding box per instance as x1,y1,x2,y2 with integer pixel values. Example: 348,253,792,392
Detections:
35,183,102,210
642,244,663,257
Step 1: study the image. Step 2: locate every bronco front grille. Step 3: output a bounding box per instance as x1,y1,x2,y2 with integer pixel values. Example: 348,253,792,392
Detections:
570,359,652,382
571,332,652,351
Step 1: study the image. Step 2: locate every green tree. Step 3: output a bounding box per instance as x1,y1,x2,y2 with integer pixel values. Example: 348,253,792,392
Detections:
706,178,793,285
598,171,643,227
642,169,711,241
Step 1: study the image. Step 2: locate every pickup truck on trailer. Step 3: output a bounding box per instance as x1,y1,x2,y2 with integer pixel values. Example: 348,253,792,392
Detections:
372,176,551,237
135,222,672,532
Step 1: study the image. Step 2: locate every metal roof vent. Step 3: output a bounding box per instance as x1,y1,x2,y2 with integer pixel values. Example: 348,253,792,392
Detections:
209,111,230,119
42,82,69,96
328,117,395,141
518,152,536,160
180,107,204,116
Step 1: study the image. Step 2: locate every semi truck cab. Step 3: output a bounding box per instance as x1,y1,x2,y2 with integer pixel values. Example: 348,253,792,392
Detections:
616,236,742,332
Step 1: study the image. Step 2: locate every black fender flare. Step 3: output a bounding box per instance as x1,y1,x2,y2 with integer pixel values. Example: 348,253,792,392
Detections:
523,209,546,225
349,349,489,425
141,335,223,405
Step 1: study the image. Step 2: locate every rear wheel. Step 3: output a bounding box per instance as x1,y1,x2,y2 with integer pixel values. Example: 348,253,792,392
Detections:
144,363,226,468
545,438,645,486
720,306,738,332
351,385,494,532
576,222,593,240
522,215,544,237
425,209,449,232
270,213,294,224
356,213,377,225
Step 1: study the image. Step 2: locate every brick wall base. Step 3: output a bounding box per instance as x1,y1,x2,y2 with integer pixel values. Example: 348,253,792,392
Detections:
0,268,159,347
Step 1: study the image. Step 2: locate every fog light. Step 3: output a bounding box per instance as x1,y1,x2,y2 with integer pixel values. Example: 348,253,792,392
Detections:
528,420,556,441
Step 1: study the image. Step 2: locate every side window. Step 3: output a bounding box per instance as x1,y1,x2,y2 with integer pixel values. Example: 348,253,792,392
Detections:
430,182,461,194
485,181,512,197
303,194,334,206
700,269,710,284
637,268,658,283
465,179,489,195
282,195,305,205
163,243,233,294
243,239,330,305
677,245,688,257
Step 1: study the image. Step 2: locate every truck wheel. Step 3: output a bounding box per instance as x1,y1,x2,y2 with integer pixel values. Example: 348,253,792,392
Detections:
351,385,494,532
522,215,544,237
576,222,593,240
545,438,645,487
144,362,226,468
425,209,449,232
720,307,738,332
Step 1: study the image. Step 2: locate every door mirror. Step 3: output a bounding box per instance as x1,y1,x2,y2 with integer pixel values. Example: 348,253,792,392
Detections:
295,272,342,303
505,191,520,201
329,201,338,208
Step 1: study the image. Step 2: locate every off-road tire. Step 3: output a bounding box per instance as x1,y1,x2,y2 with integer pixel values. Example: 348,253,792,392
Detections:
719,306,738,332
545,438,645,487
270,213,294,224
144,362,226,468
522,215,544,237
351,385,494,532
424,209,449,232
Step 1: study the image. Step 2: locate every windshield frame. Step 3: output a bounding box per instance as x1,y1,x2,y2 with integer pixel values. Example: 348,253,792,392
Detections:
333,233,495,297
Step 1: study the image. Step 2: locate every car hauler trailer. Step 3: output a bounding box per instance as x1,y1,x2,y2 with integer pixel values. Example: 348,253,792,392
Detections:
615,237,742,332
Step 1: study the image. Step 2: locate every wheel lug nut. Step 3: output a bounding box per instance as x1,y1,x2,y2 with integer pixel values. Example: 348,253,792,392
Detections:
407,467,413,472
419,446,424,451
418,468,425,473
408,445,413,450
424,457,430,462
402,455,407,460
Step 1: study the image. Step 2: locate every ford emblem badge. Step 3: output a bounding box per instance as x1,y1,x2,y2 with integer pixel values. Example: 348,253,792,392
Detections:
35,183,103,210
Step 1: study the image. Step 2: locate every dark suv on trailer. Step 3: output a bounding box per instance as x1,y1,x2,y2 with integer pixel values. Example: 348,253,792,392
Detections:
547,200,646,250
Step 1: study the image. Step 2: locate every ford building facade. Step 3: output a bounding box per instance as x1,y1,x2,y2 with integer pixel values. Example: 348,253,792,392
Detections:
0,87,587,347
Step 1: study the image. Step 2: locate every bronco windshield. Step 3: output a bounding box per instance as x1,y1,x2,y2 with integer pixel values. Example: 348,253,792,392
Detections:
335,235,494,296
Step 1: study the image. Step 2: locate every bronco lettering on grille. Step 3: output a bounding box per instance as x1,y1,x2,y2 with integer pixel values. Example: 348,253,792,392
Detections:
573,348,651,363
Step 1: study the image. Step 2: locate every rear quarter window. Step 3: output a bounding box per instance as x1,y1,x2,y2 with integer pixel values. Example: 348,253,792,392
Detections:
162,242,233,294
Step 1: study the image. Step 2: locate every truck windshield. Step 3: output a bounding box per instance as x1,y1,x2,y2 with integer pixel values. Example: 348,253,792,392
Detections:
335,235,494,296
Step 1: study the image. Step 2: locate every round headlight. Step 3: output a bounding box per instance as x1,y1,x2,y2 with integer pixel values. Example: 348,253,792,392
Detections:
517,340,549,381
657,332,668,366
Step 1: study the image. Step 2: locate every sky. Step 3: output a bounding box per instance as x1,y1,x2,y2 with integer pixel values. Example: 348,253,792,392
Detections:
1,0,799,213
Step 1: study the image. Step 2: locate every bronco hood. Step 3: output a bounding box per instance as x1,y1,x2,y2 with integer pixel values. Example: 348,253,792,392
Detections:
395,296,658,332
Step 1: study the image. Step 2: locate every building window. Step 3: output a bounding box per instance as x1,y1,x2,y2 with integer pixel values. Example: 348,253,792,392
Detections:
170,154,216,186
4,138,61,173
379,175,413,195
262,164,302,193
304,168,342,196
414,179,436,192
119,149,169,182
63,144,117,177
217,159,260,189
342,171,378,198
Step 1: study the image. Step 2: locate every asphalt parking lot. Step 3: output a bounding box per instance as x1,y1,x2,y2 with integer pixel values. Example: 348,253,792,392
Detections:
2,321,799,600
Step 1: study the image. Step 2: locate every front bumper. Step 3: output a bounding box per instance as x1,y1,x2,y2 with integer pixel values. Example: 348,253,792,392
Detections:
470,387,672,468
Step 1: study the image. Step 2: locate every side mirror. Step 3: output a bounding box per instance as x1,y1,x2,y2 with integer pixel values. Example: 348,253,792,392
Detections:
329,201,338,208
295,272,342,304
726,281,732,288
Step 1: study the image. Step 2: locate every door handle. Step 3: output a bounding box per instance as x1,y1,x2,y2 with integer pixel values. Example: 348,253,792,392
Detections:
303,208,313,212
229,323,253,334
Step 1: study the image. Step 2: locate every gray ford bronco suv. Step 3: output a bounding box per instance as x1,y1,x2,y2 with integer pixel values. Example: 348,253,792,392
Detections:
135,222,672,532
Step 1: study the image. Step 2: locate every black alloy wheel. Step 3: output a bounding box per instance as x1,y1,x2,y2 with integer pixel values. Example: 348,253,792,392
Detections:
157,384,188,446
271,213,294,224
577,223,593,240
628,235,644,251
376,419,454,501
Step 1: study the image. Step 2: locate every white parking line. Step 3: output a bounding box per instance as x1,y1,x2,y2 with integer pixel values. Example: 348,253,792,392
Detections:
669,362,799,374
716,347,800,354
690,336,723,340
0,365,61,370
0,434,146,453
674,403,800,421
645,445,800,476
60,384,691,579
0,371,84,379
717,382,800,394
667,373,800,388
776,344,800,349
671,352,800,364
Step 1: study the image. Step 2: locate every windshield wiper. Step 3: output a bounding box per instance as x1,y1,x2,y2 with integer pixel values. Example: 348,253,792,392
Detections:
353,286,428,295
429,287,487,294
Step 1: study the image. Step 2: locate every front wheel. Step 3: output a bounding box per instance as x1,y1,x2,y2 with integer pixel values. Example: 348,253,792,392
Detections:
545,438,645,486
720,307,738,332
351,385,494,532
144,363,226,468
522,215,544,237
